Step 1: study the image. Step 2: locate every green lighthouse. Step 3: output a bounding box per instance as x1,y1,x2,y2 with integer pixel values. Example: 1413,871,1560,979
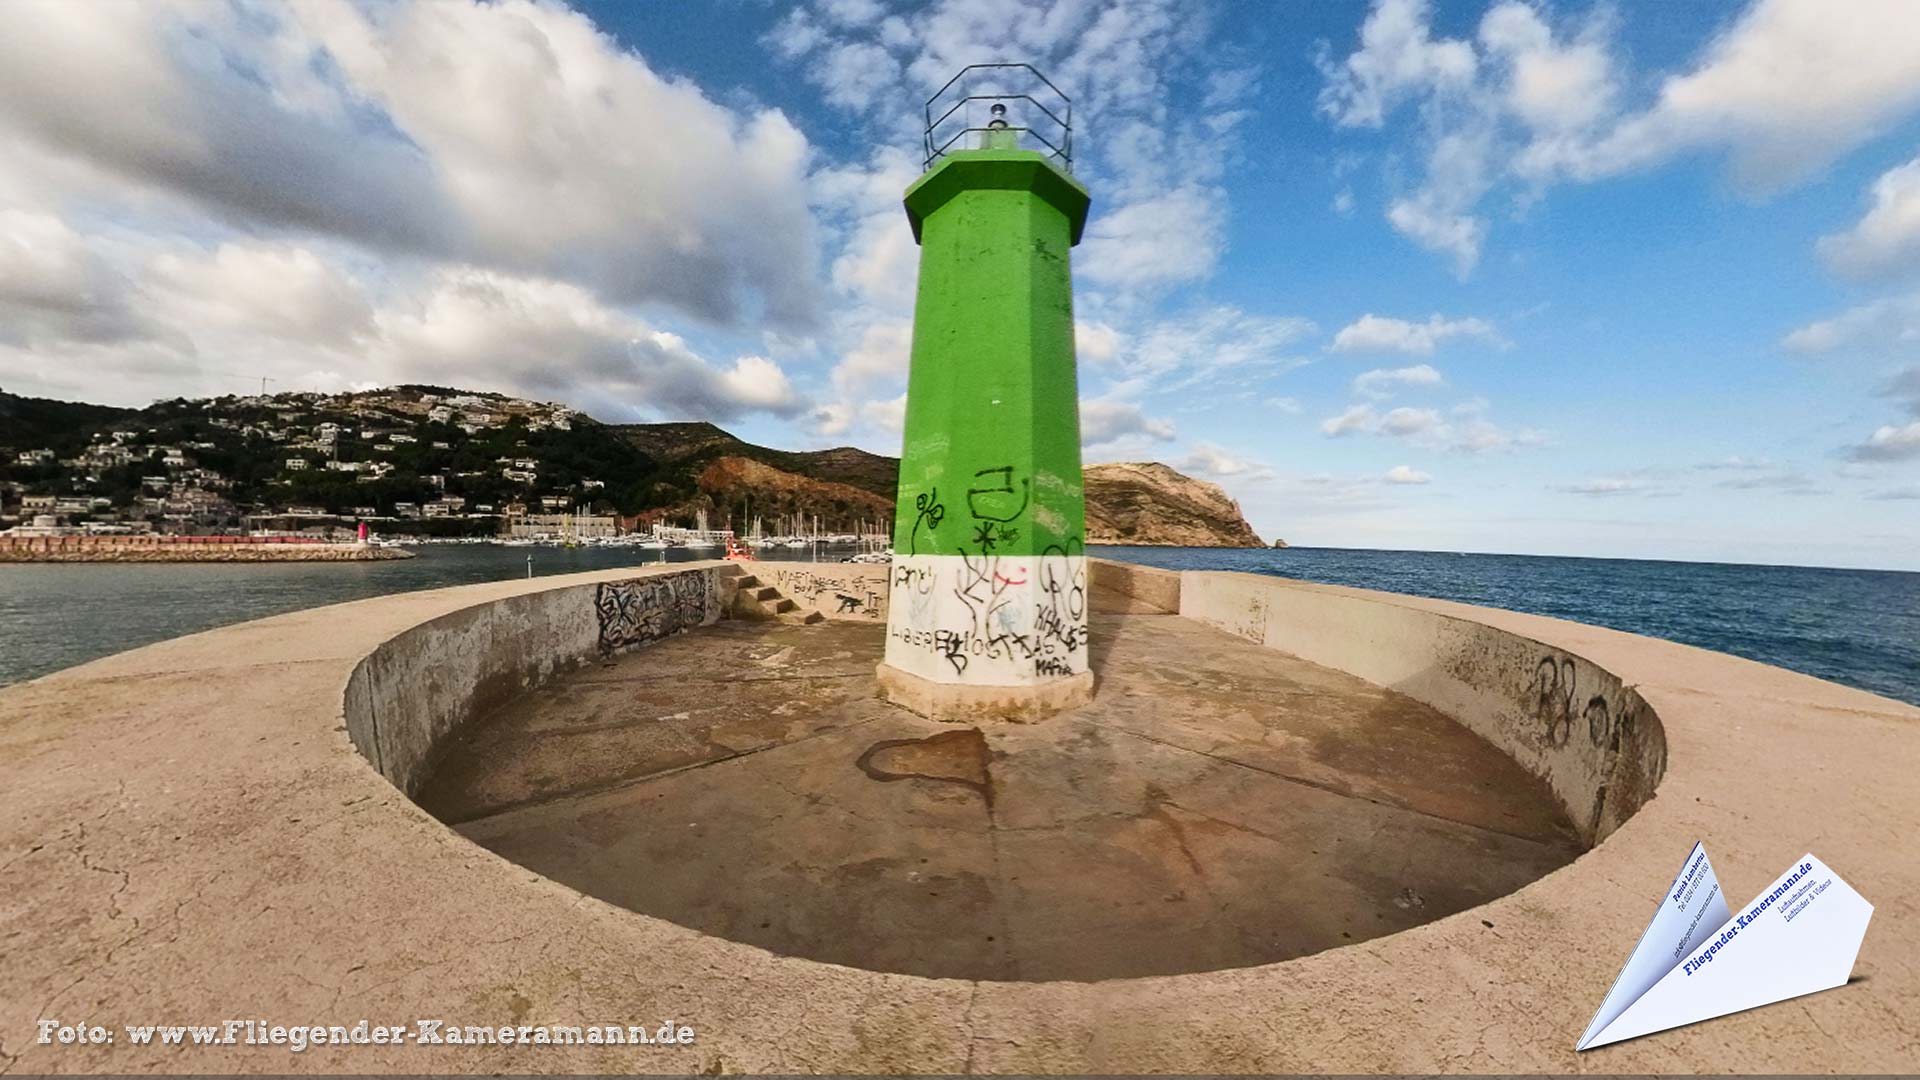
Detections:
877,66,1094,721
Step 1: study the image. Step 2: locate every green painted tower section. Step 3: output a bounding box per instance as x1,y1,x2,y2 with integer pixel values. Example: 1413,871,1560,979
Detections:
878,144,1096,718
890,148,1091,559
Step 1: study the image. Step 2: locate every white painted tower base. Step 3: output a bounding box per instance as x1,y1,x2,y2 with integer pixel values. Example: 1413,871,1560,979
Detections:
879,551,1092,722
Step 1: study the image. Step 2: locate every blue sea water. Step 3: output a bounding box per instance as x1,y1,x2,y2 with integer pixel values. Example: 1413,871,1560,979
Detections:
1,543,1915,707
1092,545,1920,708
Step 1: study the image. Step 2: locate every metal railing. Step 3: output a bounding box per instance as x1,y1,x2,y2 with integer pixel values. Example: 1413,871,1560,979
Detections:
923,63,1073,172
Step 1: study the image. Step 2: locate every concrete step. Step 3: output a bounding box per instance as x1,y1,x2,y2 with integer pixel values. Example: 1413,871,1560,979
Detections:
778,609,826,626
772,597,798,613
750,586,781,602
733,574,761,589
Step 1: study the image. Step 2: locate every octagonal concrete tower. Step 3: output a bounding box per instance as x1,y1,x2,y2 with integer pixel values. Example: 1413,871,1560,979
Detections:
877,69,1094,722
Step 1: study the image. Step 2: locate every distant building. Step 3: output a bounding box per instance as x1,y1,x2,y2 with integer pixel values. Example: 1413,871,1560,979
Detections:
15,449,54,465
285,458,308,471
4,514,79,537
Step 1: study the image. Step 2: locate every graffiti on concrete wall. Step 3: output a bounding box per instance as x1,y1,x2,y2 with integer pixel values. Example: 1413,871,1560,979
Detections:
594,573,714,654
762,566,887,621
1526,650,1668,833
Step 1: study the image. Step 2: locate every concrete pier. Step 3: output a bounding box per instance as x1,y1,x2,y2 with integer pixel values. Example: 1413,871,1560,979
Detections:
2,559,1916,1073
0,535,411,561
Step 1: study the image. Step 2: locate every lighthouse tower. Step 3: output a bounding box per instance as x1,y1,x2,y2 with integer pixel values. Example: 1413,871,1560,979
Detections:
877,66,1094,722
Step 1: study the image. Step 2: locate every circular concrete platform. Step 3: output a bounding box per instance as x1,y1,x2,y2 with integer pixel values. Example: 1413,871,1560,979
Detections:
3,559,1916,1075
418,615,1581,981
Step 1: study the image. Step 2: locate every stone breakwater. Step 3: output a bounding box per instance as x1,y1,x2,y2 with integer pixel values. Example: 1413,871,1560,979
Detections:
0,536,412,562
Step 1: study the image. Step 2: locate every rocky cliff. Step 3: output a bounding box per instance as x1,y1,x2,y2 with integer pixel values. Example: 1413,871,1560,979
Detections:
1082,462,1265,548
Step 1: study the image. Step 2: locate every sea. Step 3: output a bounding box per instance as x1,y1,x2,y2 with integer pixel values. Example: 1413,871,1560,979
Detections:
1,544,1915,707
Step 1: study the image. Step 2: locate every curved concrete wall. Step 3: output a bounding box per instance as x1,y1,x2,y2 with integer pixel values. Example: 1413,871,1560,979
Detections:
343,567,731,795
1180,569,1664,844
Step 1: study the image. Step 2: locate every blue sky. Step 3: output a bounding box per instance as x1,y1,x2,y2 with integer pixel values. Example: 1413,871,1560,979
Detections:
2,1,1918,568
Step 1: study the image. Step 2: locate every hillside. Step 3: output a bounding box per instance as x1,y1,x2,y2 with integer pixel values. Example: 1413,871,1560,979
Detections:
609,422,898,499
0,387,1267,546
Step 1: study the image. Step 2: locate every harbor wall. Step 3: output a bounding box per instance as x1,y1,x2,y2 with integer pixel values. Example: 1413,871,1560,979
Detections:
0,535,411,562
343,565,733,794
1180,570,1665,844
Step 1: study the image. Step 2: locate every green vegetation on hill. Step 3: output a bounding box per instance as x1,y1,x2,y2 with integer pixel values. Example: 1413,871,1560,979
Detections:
1,387,1265,546
0,389,896,533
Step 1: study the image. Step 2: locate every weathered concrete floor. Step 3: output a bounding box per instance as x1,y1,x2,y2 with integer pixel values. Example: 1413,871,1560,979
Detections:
418,611,1582,982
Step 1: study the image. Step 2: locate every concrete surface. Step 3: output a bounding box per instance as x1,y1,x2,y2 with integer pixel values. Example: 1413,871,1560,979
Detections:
2,560,1917,1074
420,616,1578,981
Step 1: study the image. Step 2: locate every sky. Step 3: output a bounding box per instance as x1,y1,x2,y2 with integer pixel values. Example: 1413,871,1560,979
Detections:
2,1,1919,570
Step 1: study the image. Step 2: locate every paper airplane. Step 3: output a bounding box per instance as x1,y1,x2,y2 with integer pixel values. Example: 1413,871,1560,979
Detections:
1577,843,1872,1050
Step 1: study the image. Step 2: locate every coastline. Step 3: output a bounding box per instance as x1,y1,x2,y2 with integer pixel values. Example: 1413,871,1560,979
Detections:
0,536,412,562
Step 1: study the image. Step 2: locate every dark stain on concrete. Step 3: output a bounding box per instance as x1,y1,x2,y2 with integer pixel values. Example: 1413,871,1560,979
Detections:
855,728,993,807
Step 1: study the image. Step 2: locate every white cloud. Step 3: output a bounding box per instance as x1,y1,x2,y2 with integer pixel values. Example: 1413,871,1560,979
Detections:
1559,477,1639,496
829,318,914,398
1179,441,1273,481
1319,397,1542,452
1075,320,1124,363
0,210,149,347
143,243,374,348
1387,125,1498,273
1331,313,1498,354
1380,406,1443,435
1321,0,1920,271
1318,0,1477,129
1782,291,1920,352
372,268,809,422
1353,363,1444,397
1481,2,1618,136
1384,464,1431,484
1081,395,1177,452
1545,0,1920,192
1321,404,1378,437
1884,366,1920,415
1080,185,1227,291
1847,420,1920,462
1108,306,1316,392
0,0,823,331
1819,152,1920,280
